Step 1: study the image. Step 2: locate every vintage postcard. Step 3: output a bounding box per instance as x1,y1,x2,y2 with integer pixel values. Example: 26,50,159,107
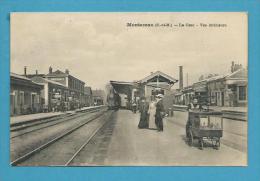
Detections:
10,12,247,166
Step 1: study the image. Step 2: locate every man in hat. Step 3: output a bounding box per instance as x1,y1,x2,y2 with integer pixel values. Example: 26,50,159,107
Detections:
155,94,165,131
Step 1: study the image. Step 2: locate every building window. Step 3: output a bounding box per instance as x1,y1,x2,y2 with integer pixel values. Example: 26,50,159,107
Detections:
238,86,247,101
19,91,24,106
210,92,216,104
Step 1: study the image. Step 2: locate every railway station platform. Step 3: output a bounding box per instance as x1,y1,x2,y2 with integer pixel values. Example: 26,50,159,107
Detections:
172,104,247,121
10,112,68,126
104,109,247,166
10,106,105,126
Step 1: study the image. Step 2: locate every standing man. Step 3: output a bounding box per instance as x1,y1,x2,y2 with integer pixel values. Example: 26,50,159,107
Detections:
155,94,165,132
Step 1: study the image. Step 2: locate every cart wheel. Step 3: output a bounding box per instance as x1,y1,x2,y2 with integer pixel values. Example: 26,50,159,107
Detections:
199,139,204,150
188,130,193,146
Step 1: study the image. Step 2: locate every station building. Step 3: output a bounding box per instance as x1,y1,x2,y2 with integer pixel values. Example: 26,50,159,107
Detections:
84,86,94,107
192,80,208,99
138,71,178,100
110,71,178,110
182,85,194,105
44,67,85,109
30,76,69,111
207,68,247,107
10,73,43,116
92,89,106,106
174,68,248,107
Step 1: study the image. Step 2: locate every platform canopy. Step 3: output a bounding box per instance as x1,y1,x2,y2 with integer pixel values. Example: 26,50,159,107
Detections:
110,81,138,95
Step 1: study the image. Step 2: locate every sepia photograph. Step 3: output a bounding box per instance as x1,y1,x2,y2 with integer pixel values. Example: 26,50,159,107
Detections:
10,12,248,166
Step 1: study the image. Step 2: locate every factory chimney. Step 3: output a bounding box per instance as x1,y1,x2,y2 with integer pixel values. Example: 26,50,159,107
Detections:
179,66,183,90
24,66,27,76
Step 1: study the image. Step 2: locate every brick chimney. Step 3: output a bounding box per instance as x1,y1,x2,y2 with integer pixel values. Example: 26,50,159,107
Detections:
36,70,38,75
65,69,69,74
179,66,183,89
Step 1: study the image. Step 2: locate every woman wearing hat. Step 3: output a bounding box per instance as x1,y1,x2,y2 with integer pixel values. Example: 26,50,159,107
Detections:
138,97,149,129
155,94,165,132
148,96,157,130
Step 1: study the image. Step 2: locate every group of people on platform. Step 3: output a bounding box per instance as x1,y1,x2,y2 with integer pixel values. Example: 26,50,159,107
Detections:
137,94,166,132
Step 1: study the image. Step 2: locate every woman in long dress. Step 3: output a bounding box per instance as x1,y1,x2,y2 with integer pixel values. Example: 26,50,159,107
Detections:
138,99,149,129
148,100,157,129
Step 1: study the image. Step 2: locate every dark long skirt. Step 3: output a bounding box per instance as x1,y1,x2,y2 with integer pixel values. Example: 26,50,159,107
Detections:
138,113,149,129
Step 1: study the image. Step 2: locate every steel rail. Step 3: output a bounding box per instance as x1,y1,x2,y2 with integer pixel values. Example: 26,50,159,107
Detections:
64,117,110,166
11,110,107,166
10,108,104,139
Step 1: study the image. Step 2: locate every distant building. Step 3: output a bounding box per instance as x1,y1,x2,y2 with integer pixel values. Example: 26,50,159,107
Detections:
192,79,208,104
25,66,86,110
182,85,194,105
173,90,184,105
44,67,85,109
174,67,247,107
84,86,93,106
208,69,247,107
10,73,43,116
92,89,106,106
31,76,69,111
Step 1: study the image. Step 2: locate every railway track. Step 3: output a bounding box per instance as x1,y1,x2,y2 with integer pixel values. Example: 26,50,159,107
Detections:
64,116,111,166
11,110,113,166
67,112,117,166
10,108,102,139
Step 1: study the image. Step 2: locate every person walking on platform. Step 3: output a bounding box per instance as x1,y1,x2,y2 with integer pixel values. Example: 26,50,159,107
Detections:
132,101,137,113
155,94,165,132
148,97,157,130
138,97,149,129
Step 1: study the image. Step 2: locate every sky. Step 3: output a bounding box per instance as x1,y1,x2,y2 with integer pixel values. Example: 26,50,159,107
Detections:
11,12,247,90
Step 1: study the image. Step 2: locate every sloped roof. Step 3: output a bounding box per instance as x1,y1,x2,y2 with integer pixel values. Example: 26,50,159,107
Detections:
110,81,136,95
206,68,247,83
26,74,45,78
11,72,31,81
205,75,226,83
139,71,178,84
226,68,247,79
11,72,43,88
44,78,66,87
31,76,67,88
110,81,135,86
